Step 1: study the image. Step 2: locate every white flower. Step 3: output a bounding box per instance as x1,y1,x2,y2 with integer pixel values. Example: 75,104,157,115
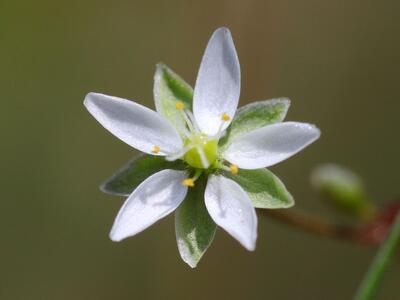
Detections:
84,28,320,256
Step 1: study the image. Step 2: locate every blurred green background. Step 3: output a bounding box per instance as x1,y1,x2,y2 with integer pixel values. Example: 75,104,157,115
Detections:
1,0,399,299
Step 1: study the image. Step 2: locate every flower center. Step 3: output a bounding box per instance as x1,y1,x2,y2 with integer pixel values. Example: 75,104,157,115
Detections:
165,101,233,170
183,134,218,169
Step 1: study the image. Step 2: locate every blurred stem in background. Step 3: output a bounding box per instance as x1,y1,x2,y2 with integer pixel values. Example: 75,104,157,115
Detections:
261,164,400,246
261,200,400,245
260,163,400,300
354,214,400,300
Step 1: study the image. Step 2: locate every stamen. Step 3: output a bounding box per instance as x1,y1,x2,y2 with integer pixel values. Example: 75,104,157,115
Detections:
165,145,194,161
176,103,200,135
179,123,192,140
196,145,210,169
181,178,195,187
172,113,193,141
211,113,232,140
186,110,200,132
230,164,239,174
175,101,185,110
181,170,202,188
192,169,203,181
180,110,196,133
221,113,231,121
152,145,161,154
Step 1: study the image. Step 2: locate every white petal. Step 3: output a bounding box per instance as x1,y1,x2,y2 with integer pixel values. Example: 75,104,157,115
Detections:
110,169,188,241
193,27,241,136
205,175,257,251
223,122,321,169
84,92,183,155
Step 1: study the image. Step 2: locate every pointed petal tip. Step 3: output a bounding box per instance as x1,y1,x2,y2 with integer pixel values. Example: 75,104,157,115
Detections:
290,122,321,144
83,92,96,106
215,26,230,35
83,92,110,111
234,232,257,252
308,123,321,139
109,224,130,242
109,230,123,242
108,217,145,243
245,242,256,252
212,27,234,48
241,229,257,251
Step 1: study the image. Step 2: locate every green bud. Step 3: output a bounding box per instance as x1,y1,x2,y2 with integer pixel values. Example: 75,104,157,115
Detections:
311,164,374,219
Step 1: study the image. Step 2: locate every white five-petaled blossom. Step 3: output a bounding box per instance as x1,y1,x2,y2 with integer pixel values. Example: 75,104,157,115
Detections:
84,27,320,263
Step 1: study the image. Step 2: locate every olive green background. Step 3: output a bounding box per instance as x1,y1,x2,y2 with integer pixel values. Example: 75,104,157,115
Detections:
1,0,399,299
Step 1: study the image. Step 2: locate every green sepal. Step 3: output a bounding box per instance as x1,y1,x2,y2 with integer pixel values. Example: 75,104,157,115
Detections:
153,63,193,132
219,98,290,150
175,175,216,268
222,168,294,209
100,154,186,196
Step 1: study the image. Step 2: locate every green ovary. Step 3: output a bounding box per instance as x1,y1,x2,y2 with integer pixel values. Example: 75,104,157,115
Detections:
184,138,218,169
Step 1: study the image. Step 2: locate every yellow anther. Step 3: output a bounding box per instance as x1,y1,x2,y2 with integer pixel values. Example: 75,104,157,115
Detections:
181,178,195,187
175,101,185,110
221,113,230,121
152,145,161,154
230,164,239,175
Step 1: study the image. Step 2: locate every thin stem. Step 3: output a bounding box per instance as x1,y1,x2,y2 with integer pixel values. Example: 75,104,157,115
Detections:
260,209,356,240
354,213,400,300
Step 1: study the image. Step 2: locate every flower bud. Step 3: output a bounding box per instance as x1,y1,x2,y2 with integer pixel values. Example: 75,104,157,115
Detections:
311,164,374,219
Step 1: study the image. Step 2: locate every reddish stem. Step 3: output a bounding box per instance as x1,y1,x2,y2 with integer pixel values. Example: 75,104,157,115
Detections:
258,201,400,246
